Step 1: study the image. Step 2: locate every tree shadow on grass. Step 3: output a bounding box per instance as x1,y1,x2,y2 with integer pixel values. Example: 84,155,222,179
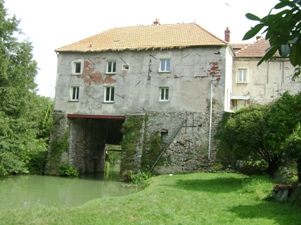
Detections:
229,201,301,225
165,177,243,193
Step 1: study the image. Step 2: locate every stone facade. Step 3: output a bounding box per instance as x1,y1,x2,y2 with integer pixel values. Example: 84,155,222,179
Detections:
47,23,231,176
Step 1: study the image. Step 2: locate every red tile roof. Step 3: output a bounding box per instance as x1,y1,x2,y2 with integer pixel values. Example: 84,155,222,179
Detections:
56,23,226,53
234,38,278,57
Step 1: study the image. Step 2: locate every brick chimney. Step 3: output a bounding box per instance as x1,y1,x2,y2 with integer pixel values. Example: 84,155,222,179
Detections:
224,27,230,42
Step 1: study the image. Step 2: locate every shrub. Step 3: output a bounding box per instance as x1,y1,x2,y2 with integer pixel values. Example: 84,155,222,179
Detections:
27,150,48,175
59,163,79,177
130,171,152,184
240,175,274,200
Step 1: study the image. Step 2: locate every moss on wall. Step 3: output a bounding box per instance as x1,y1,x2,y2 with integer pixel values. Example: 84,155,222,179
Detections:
46,129,69,175
141,131,165,171
120,114,174,180
120,115,144,181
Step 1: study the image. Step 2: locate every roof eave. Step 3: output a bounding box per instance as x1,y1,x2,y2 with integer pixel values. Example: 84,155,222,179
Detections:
55,43,226,53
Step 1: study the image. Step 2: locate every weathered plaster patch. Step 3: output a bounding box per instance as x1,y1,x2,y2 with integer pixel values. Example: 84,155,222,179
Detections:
208,62,221,76
79,61,116,84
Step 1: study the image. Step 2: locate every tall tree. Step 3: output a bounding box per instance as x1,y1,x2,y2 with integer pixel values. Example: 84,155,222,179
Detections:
243,0,301,79
0,0,49,175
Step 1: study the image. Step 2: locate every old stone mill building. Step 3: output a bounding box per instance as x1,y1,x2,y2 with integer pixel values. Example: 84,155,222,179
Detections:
45,20,233,179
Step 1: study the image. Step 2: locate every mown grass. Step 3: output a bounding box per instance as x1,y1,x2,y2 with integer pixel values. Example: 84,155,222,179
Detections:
1,172,300,225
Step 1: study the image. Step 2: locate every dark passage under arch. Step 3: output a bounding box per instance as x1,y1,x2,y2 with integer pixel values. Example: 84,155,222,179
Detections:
67,114,125,173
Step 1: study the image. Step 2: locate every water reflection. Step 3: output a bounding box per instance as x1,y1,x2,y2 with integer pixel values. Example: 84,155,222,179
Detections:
0,166,140,210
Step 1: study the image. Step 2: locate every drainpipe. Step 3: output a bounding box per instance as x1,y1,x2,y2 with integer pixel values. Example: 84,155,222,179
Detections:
208,83,213,160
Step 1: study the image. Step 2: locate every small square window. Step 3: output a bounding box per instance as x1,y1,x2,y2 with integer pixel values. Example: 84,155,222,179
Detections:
160,87,169,101
106,61,117,74
70,86,79,101
104,86,115,103
123,64,130,70
237,69,247,83
72,60,83,75
159,59,170,72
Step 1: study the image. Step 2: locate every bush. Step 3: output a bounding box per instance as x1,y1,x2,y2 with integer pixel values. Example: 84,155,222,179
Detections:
59,163,79,177
27,151,48,175
130,171,152,184
106,151,121,166
241,175,274,200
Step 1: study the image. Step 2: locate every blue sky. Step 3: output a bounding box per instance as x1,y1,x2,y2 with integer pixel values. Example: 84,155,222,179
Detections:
4,0,279,97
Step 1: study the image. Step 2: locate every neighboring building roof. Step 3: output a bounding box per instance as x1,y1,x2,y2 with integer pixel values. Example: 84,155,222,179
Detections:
56,23,226,53
234,38,279,57
230,43,250,52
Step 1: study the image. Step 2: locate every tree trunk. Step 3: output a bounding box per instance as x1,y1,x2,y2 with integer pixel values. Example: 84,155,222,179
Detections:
266,159,280,178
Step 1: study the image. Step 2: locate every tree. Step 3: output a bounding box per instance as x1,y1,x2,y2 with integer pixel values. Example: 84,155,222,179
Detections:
282,123,301,183
243,0,301,79
0,0,52,175
215,92,301,177
215,104,273,175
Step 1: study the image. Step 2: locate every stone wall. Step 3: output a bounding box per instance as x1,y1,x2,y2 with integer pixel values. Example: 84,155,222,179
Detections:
68,118,106,173
45,113,69,175
143,109,223,174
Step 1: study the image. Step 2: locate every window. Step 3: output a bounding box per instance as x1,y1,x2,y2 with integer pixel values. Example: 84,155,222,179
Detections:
70,86,79,101
106,61,116,74
237,69,247,83
159,59,170,72
122,64,130,70
72,60,83,75
104,86,115,102
160,87,169,101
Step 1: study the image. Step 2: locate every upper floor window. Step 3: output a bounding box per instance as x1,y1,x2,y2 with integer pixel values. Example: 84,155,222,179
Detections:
106,61,117,74
72,60,83,75
122,64,130,71
104,86,115,103
70,86,79,101
160,87,169,101
237,69,247,83
159,59,170,72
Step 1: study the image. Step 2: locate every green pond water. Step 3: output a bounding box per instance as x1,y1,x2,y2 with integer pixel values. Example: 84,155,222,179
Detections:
0,167,140,210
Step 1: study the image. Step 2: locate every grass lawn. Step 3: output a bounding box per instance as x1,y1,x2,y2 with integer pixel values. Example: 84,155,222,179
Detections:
0,172,300,225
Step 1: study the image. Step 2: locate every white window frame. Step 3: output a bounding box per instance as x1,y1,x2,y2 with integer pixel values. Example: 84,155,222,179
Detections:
237,68,248,83
106,61,117,74
104,86,115,103
122,64,130,71
71,60,83,75
160,87,169,101
70,86,79,101
159,59,170,72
